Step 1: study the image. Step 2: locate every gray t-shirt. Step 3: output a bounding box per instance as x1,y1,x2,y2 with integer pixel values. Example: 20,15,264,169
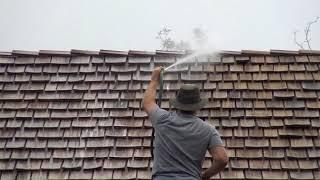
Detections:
149,105,223,180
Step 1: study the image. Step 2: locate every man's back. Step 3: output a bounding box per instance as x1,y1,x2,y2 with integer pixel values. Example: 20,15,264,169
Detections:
150,106,223,180
142,68,228,179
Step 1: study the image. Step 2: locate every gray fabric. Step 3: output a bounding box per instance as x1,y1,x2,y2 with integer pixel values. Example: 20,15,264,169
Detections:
149,105,223,180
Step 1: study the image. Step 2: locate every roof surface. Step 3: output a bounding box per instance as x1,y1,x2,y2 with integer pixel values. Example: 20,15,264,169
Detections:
0,49,320,179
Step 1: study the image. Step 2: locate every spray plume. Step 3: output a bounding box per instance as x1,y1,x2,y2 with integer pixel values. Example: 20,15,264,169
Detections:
164,45,221,71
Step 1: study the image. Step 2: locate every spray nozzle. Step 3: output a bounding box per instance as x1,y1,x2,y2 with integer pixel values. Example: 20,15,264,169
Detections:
160,67,165,73
159,68,164,83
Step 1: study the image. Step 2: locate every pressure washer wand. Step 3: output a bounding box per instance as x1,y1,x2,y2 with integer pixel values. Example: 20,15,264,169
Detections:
158,68,164,107
151,68,165,158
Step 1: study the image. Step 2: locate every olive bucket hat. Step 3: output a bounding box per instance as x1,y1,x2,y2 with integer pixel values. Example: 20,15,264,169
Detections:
170,84,208,111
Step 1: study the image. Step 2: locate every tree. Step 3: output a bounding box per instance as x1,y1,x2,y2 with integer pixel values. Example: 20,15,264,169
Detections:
193,27,208,48
156,27,176,50
175,40,191,51
156,27,208,51
294,16,319,50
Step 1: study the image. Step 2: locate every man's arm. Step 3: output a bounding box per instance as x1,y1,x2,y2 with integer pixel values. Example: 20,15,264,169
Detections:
142,67,163,115
202,146,229,180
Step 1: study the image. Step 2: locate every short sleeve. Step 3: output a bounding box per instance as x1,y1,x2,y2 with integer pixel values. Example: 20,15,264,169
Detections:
148,104,170,127
208,127,224,149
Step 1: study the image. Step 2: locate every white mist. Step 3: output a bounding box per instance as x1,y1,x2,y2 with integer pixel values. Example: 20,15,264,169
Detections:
164,46,221,71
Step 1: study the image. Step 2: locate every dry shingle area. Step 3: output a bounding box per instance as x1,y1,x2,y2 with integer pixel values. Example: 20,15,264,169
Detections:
0,49,319,179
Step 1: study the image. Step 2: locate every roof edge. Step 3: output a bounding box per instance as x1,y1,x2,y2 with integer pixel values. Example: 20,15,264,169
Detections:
12,50,39,56
99,49,128,56
155,50,186,56
220,50,242,55
71,49,100,56
1,49,320,57
128,50,156,56
298,49,320,55
241,50,270,55
39,50,71,56
0,51,12,56
270,49,299,55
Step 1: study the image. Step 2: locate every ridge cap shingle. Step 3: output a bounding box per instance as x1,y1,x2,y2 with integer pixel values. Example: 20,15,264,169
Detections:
12,50,39,56
128,50,156,56
299,49,320,55
39,50,71,56
99,49,128,56
241,50,270,55
220,50,242,55
155,49,186,55
71,49,100,56
0,51,12,56
270,49,299,55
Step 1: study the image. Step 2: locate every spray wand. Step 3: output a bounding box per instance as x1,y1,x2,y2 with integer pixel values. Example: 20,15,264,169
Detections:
151,68,164,158
158,68,164,106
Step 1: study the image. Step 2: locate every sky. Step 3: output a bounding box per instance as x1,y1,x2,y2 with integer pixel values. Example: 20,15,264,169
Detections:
0,0,319,52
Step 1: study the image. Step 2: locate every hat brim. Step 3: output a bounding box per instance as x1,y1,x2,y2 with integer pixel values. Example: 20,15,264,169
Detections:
169,98,208,111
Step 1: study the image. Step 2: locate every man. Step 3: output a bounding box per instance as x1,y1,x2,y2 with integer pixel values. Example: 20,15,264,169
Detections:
143,67,229,180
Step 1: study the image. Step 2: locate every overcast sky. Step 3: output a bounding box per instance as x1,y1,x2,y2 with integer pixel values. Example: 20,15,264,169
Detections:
0,0,319,52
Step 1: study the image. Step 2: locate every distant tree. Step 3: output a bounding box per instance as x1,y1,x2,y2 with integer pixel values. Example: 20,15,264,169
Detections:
157,27,208,51
156,27,176,50
294,16,319,50
175,40,191,51
192,27,208,48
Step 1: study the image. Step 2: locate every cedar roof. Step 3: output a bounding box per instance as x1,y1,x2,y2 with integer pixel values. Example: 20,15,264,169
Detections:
0,49,320,179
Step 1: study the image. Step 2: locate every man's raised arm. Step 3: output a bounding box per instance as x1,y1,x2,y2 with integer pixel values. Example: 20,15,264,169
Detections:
142,67,163,115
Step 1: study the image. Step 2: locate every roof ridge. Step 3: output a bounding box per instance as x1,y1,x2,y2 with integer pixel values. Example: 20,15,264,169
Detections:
1,49,320,56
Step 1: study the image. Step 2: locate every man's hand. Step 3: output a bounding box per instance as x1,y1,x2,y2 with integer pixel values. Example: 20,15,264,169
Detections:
202,173,210,180
151,66,163,81
202,146,228,179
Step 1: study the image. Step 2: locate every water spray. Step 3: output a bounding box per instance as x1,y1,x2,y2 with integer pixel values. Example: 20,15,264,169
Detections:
164,49,220,71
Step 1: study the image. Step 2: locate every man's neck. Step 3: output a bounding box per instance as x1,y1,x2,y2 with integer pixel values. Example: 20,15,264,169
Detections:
178,110,195,115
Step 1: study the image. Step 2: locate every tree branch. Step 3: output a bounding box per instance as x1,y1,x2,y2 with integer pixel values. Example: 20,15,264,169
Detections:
294,16,319,50
293,30,305,49
304,16,319,50
156,27,191,51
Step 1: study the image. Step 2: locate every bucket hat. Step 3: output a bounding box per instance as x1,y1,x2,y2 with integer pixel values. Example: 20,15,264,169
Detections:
170,84,208,111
